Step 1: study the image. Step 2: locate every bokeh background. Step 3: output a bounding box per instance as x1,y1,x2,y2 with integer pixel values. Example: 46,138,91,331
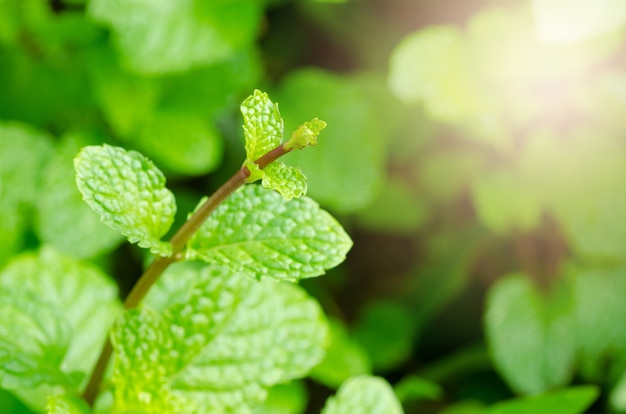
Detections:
2,0,626,412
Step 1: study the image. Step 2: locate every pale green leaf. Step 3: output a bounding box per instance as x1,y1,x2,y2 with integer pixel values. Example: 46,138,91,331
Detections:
0,248,120,409
284,118,326,151
74,144,176,256
0,248,120,380
484,274,575,395
486,386,598,414
470,170,542,234
322,376,404,414
388,26,489,123
88,0,263,74
252,381,307,414
240,90,323,199
356,178,429,234
0,294,78,390
113,261,328,413
36,133,123,258
186,185,353,282
0,121,54,206
310,318,371,389
567,266,626,380
242,89,284,164
46,394,90,414
276,69,386,213
134,109,223,176
352,300,416,372
88,48,161,138
261,163,307,200
393,376,442,404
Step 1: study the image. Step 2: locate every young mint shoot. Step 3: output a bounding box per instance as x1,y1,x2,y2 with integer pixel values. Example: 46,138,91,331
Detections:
72,90,351,408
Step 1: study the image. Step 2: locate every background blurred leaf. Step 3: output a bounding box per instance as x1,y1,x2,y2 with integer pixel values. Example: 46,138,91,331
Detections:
0,248,119,410
321,375,403,414
484,274,575,395
310,318,372,389
252,381,308,414
485,386,598,414
35,132,123,258
88,0,263,74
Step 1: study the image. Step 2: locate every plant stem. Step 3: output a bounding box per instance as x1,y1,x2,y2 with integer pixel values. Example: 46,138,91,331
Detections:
82,144,290,407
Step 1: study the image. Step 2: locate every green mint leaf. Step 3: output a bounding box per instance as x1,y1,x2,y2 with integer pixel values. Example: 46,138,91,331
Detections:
36,133,123,259
356,178,429,234
276,69,386,213
485,274,575,395
0,248,119,409
134,109,224,176
88,0,263,74
567,266,626,380
240,90,320,199
88,48,161,138
112,261,328,412
252,381,307,414
352,300,416,372
0,294,79,390
486,386,598,414
74,144,176,256
388,25,485,122
393,376,442,404
310,318,371,388
322,376,404,414
284,118,326,151
186,185,353,282
242,89,284,164
0,121,54,207
261,163,307,200
470,170,542,234
46,394,90,414
0,122,52,267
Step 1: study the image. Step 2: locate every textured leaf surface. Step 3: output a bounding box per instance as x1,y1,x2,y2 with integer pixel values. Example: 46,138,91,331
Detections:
74,144,176,256
260,163,307,201
242,89,284,165
187,185,352,282
36,134,123,258
276,70,386,213
485,274,575,395
486,386,598,414
0,248,119,408
240,90,313,199
88,0,263,74
112,261,328,413
322,376,404,414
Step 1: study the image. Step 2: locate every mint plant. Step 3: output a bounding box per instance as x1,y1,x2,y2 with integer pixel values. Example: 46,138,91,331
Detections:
0,89,406,413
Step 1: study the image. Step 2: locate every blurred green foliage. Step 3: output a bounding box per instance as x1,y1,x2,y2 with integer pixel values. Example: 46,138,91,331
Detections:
2,0,626,412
